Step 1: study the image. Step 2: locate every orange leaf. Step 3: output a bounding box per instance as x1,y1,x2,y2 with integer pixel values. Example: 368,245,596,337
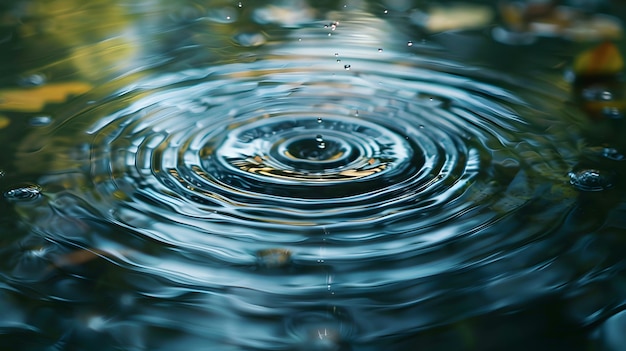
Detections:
574,42,624,77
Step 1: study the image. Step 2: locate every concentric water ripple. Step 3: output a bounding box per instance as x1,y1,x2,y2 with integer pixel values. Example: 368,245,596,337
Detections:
10,34,589,349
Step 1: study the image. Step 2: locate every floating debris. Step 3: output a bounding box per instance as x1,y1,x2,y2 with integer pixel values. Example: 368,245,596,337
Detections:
257,248,292,269
568,169,615,192
496,3,623,44
3,184,42,201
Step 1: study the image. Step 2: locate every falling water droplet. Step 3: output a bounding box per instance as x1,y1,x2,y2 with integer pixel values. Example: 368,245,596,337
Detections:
407,41,414,47
378,48,383,53
355,110,359,116
317,117,323,123
384,9,389,14
237,1,242,8
334,53,339,57
344,65,351,70
316,134,326,149
3,184,42,201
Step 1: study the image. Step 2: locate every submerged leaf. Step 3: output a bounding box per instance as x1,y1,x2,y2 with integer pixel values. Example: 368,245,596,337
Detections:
0,81,92,112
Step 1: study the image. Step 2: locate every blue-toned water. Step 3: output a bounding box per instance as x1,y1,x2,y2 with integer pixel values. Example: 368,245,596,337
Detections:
1,1,626,350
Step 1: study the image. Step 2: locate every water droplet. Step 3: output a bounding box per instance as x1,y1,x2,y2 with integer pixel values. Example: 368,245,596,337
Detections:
317,117,323,123
0,170,5,177
378,48,383,52
226,15,231,20
407,41,414,47
3,184,42,201
298,38,302,42
328,33,332,37
384,9,388,14
601,91,613,100
334,53,339,57
344,65,351,70
237,1,242,8
316,134,326,149
355,110,359,116
569,169,615,191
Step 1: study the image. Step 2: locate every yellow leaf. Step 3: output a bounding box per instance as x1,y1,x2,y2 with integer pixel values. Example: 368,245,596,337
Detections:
0,81,92,112
574,42,624,77
0,115,9,129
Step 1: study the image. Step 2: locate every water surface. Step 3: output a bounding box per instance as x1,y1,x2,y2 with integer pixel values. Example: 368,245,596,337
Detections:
1,1,626,350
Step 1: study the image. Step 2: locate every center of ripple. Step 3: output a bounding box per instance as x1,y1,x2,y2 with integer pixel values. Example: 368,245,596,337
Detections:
280,133,355,170
195,115,422,198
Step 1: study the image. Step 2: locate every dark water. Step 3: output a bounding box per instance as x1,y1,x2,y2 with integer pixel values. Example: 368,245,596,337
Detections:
1,1,626,350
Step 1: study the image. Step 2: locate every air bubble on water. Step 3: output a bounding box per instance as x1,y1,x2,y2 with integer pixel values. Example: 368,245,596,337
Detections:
407,41,413,46
334,53,339,57
602,148,625,161
18,73,46,87
3,184,42,201
233,32,266,47
317,117,323,123
601,91,613,100
419,125,425,129
568,169,614,191
378,48,383,52
344,65,351,70
603,106,624,119
29,115,52,126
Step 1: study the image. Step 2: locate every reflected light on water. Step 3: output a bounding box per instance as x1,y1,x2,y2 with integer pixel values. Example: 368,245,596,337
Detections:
0,0,626,350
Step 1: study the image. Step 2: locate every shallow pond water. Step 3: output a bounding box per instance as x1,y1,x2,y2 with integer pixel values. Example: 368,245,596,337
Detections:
1,0,626,350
